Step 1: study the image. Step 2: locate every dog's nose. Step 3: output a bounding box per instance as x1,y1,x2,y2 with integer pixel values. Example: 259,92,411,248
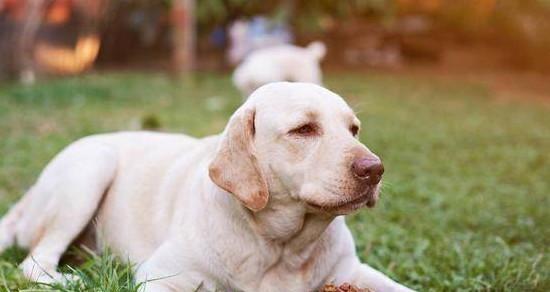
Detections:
351,157,384,184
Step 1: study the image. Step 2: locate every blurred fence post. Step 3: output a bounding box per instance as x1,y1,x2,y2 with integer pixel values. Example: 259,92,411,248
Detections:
172,0,195,75
17,0,46,84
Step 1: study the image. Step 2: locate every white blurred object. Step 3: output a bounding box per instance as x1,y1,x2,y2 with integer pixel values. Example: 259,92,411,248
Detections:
233,41,326,97
204,96,227,112
227,20,249,65
19,69,36,85
227,17,292,65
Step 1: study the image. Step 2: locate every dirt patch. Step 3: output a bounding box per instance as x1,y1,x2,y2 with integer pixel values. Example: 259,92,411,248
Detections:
320,282,374,292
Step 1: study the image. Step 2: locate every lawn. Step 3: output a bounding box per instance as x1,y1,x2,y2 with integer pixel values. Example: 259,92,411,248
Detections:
0,72,548,291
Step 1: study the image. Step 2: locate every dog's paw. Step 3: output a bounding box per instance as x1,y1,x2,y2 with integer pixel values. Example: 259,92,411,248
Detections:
20,257,80,285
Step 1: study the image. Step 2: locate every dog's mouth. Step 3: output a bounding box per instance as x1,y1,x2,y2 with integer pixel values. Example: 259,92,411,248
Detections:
306,190,377,215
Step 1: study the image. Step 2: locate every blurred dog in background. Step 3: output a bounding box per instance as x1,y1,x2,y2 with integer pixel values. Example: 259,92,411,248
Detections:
233,41,326,96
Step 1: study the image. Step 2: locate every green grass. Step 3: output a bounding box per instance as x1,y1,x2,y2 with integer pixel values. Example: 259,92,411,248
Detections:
0,72,548,291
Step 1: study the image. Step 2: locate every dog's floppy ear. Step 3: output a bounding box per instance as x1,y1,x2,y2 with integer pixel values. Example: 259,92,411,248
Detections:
209,107,269,211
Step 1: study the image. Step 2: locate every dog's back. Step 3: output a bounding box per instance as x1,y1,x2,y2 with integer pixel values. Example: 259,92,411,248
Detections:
233,42,326,96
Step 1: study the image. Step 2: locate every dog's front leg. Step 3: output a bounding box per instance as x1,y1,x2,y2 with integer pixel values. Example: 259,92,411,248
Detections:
136,240,218,292
332,256,415,292
350,262,415,292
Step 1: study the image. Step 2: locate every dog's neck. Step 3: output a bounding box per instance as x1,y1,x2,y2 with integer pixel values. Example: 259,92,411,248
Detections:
242,193,336,255
207,173,335,256
207,181,340,277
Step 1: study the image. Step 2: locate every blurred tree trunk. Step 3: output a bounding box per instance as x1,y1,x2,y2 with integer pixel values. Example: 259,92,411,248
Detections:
172,0,195,74
17,0,46,84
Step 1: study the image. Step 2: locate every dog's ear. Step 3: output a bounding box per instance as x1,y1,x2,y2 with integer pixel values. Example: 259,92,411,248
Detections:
209,107,269,211
307,41,326,60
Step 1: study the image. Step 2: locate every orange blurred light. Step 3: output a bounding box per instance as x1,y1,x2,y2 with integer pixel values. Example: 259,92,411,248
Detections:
46,0,72,24
35,35,101,75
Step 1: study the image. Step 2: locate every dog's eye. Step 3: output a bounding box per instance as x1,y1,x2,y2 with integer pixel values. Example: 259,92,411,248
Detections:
289,123,318,136
350,125,359,136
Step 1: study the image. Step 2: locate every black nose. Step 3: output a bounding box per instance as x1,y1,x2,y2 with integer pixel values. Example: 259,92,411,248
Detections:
351,156,384,185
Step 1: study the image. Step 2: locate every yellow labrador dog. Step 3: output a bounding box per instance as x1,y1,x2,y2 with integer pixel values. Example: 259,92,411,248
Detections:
0,82,414,292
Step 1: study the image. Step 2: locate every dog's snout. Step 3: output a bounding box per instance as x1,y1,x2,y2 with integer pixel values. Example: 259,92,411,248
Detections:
351,156,384,184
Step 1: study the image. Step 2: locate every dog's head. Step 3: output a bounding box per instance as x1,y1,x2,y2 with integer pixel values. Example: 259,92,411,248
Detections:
209,82,383,215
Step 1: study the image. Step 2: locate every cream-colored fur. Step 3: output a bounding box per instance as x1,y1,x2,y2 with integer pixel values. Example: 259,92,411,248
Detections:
233,42,326,96
0,82,414,292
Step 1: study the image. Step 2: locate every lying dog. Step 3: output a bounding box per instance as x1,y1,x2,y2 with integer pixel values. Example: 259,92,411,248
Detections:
0,82,414,292
233,42,326,96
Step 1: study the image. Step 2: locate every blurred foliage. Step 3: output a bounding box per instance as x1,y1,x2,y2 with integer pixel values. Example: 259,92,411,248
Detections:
296,0,395,19
103,0,550,55
196,0,280,30
195,0,396,31
192,0,550,36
